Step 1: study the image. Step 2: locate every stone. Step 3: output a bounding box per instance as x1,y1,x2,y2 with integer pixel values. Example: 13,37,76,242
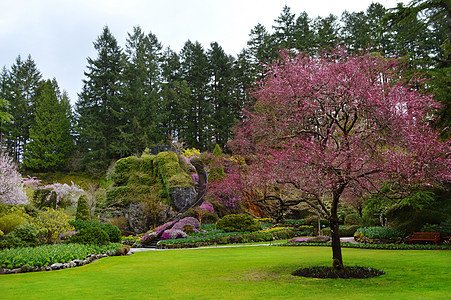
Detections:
73,259,84,266
50,263,63,270
171,186,197,211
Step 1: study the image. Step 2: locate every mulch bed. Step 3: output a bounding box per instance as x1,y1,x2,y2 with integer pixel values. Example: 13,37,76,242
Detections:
292,266,385,279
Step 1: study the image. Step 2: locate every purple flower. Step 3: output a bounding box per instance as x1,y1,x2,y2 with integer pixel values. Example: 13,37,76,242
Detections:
191,173,199,183
171,217,200,232
198,201,214,213
289,238,309,243
161,229,188,240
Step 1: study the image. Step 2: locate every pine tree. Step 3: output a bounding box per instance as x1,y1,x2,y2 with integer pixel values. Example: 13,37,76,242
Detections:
123,26,164,154
292,12,315,51
23,79,73,171
207,42,237,147
179,40,211,149
314,14,340,49
4,55,41,162
272,5,296,49
76,26,125,172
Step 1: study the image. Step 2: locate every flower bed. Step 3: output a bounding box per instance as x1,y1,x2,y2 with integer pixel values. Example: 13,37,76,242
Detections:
0,243,126,273
157,229,294,249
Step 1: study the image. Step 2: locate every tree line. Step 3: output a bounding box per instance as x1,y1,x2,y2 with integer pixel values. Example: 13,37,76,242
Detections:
0,1,448,173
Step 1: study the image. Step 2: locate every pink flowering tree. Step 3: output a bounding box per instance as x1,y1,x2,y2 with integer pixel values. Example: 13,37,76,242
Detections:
229,48,450,269
196,200,214,226
0,152,28,205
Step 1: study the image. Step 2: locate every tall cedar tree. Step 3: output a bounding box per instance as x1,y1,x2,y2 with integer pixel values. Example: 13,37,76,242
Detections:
123,26,164,154
180,41,211,149
160,48,192,142
76,26,125,172
23,79,72,172
208,42,237,147
3,55,41,162
222,48,450,269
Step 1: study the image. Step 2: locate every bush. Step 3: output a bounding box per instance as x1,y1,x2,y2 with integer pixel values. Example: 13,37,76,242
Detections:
33,208,74,244
321,225,360,237
0,213,27,235
216,214,262,232
345,213,362,226
161,229,188,240
172,217,200,233
0,223,40,249
69,226,109,245
75,195,90,221
10,223,39,247
356,227,405,239
69,220,121,243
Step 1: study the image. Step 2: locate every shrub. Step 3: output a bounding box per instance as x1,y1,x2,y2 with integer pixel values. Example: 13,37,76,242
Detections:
32,208,74,244
0,213,27,235
172,217,200,233
356,227,405,239
69,226,109,245
216,214,262,232
321,225,359,237
161,229,188,240
75,195,90,221
345,213,362,226
10,223,39,247
69,220,121,243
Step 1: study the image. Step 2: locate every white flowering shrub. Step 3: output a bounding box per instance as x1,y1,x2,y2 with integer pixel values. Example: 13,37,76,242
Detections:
0,153,28,205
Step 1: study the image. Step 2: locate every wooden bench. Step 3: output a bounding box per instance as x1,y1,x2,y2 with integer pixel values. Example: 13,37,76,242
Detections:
408,232,440,245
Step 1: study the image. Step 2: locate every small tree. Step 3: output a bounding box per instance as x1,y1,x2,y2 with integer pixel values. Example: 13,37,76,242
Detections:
0,152,28,205
228,47,450,269
196,200,214,227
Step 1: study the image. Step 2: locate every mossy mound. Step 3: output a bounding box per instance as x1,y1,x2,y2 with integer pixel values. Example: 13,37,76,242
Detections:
106,152,195,207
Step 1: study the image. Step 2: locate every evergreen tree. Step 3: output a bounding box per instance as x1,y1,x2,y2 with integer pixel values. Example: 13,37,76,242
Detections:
272,5,296,49
76,26,125,172
123,26,164,154
4,55,41,162
314,14,340,49
179,40,211,149
23,79,73,171
292,12,316,51
207,42,237,147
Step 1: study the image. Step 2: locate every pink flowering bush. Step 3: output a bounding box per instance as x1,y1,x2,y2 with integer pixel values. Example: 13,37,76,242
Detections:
198,201,214,214
171,217,200,233
161,229,188,240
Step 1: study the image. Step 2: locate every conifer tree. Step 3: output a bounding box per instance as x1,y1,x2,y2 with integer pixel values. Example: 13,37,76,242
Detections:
123,26,164,154
23,79,73,171
4,55,41,162
76,26,125,172
180,40,211,149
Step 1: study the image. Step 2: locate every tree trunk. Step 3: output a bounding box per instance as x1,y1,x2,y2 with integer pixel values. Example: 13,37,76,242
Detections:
330,215,343,270
330,189,344,270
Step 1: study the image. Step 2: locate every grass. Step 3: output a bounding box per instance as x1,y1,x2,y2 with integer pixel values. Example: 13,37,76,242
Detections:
1,246,450,299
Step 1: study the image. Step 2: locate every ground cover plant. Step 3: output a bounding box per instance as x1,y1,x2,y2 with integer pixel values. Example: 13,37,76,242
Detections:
0,246,449,299
0,243,122,269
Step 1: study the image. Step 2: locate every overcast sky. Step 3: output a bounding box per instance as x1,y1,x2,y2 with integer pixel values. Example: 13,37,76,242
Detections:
1,0,401,104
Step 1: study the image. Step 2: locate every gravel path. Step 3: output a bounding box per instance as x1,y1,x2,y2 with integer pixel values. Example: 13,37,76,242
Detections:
130,237,358,253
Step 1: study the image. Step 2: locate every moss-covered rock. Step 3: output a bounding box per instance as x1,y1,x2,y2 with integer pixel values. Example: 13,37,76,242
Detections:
107,151,196,211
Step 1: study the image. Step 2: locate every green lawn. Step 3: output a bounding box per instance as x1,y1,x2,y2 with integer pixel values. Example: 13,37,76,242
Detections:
1,246,449,299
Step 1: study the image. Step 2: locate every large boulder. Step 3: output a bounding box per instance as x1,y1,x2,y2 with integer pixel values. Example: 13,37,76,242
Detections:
171,186,197,211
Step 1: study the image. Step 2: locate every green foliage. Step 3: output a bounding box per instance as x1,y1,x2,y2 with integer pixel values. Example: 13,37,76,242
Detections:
344,213,362,226
69,226,109,245
32,189,57,209
32,208,74,244
75,195,90,221
356,227,405,239
23,79,73,172
322,225,360,237
0,213,27,235
0,243,122,269
0,223,40,249
69,219,121,243
216,214,262,232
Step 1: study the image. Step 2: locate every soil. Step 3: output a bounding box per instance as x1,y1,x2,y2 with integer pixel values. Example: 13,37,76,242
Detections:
292,266,385,279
